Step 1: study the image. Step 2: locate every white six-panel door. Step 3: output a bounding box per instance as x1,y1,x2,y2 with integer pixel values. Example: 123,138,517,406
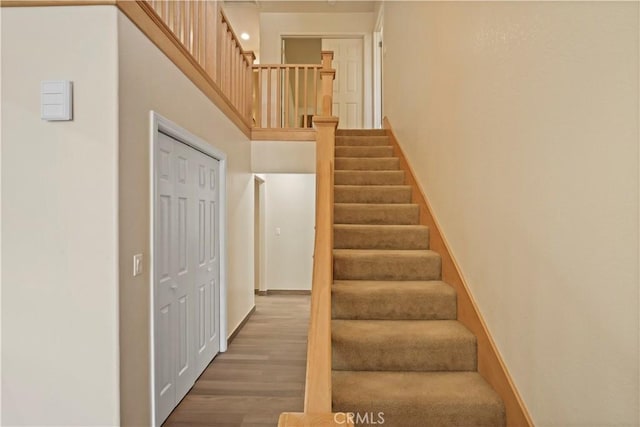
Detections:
322,38,364,129
155,131,221,424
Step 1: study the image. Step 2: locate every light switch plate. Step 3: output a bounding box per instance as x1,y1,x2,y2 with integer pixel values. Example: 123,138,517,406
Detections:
41,80,73,121
133,254,143,277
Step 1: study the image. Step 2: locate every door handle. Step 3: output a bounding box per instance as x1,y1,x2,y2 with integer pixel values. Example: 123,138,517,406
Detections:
170,283,178,290
207,267,212,272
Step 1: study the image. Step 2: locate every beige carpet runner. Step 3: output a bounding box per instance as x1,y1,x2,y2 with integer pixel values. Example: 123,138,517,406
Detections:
331,129,506,426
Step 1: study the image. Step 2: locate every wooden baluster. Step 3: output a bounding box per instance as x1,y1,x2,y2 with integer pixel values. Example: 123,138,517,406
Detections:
195,1,202,64
276,66,282,128
303,66,308,127
236,46,241,107
167,1,175,35
192,1,198,60
189,1,195,56
231,42,236,104
178,2,185,45
243,52,255,124
218,20,225,90
266,66,272,128
247,60,251,123
285,67,290,128
227,32,233,98
257,67,262,128
314,66,318,118
294,66,299,128
238,55,244,119
233,44,238,106
205,2,217,81
228,32,232,99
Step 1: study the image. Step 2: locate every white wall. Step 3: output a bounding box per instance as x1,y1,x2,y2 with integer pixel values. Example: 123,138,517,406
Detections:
260,12,375,127
383,2,639,426
252,140,315,173
117,11,255,425
1,6,120,425
263,174,315,291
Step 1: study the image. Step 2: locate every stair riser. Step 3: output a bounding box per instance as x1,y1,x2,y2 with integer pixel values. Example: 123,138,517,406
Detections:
333,331,477,372
335,158,400,171
336,137,390,147
335,146,394,158
333,371,506,427
332,283,456,320
333,254,441,281
334,171,405,186
334,186,411,204
334,204,419,225
334,226,429,250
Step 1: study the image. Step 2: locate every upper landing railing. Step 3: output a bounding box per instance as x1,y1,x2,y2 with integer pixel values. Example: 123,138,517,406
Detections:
142,0,335,140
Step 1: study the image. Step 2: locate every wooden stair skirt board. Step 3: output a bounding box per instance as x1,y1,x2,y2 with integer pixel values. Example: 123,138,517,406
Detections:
330,125,533,426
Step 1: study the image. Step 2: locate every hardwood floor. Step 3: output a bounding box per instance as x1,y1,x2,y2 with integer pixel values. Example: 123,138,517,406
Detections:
164,295,310,427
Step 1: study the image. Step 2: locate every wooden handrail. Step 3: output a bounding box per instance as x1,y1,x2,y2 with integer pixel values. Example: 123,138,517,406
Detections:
278,51,348,427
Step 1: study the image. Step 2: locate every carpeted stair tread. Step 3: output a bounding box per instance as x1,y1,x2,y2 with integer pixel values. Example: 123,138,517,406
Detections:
332,371,506,427
334,185,412,204
335,157,400,171
330,128,505,425
334,224,429,250
334,203,419,225
336,129,387,136
332,280,455,320
335,146,394,158
333,249,441,281
332,319,476,371
334,170,405,186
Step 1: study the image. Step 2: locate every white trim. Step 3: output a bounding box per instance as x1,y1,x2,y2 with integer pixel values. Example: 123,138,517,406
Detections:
149,111,229,427
279,32,372,128
373,31,382,129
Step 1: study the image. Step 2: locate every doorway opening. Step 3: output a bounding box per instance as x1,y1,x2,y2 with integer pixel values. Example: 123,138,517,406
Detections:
254,175,266,295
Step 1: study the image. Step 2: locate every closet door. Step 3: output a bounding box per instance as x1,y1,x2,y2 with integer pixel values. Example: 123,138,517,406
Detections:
155,131,221,424
193,149,221,373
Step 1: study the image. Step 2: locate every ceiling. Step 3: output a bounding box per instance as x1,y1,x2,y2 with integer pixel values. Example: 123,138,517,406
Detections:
222,0,377,62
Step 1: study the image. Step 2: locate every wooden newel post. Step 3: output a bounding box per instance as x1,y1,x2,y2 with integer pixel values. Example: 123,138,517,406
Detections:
320,51,335,117
243,51,256,124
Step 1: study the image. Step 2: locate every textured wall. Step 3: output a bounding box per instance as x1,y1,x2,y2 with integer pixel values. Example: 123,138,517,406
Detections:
2,6,120,425
383,2,639,425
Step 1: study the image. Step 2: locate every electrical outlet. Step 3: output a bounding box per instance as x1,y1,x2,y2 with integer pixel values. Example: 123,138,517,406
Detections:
133,254,143,277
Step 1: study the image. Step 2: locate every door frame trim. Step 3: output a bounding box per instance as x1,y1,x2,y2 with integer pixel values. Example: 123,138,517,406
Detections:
149,111,229,426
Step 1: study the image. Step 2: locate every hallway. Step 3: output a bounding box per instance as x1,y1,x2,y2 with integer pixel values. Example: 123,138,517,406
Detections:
164,295,310,427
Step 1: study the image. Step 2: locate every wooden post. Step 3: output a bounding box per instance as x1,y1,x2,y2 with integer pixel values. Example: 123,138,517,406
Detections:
320,51,335,117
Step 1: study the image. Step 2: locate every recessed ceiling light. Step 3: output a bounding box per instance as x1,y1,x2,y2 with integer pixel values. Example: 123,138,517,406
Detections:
240,32,250,41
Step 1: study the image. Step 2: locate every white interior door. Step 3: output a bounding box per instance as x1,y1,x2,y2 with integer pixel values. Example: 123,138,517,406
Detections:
322,38,364,129
155,131,221,424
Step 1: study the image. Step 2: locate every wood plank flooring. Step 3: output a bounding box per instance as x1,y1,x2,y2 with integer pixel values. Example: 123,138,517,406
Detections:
164,295,310,427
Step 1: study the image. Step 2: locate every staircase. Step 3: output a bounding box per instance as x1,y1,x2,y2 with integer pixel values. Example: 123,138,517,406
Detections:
331,129,506,426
